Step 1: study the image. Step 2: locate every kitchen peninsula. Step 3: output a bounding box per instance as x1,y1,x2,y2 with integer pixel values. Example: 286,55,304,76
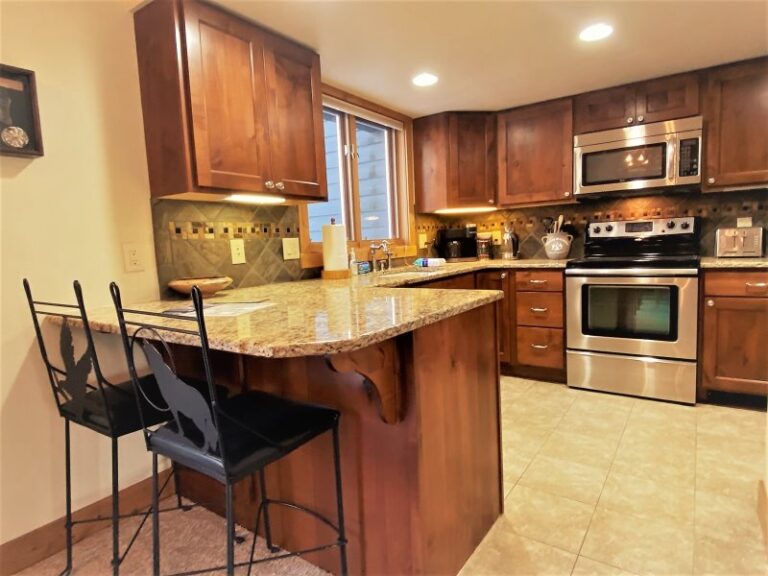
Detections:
70,276,504,576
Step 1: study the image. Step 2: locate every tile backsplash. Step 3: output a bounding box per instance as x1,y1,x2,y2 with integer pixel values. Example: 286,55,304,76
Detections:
416,189,767,259
152,200,319,297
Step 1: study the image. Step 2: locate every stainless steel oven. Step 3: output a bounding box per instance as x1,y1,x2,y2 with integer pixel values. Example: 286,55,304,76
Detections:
574,116,702,197
565,217,700,404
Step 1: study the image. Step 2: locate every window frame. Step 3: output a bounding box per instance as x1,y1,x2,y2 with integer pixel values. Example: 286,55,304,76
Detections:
299,86,417,269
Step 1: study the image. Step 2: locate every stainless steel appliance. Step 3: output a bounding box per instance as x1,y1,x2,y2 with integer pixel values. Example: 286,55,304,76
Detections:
435,225,478,261
715,226,764,258
565,216,700,404
574,117,702,198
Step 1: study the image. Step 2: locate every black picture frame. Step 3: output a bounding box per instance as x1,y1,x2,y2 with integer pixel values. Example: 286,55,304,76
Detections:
0,64,44,157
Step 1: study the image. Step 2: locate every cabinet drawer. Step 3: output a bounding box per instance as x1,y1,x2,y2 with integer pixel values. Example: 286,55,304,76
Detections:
704,271,768,297
516,292,563,327
515,271,563,292
516,327,564,369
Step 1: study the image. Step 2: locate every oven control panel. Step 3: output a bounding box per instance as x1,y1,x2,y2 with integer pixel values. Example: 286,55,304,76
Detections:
589,217,696,238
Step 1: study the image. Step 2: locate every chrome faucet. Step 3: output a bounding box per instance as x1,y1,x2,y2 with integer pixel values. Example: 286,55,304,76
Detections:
369,240,393,271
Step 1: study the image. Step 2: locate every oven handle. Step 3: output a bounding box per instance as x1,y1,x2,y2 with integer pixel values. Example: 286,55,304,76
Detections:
565,268,699,277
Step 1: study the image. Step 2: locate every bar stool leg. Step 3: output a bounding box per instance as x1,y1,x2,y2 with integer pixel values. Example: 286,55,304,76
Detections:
225,483,235,576
332,424,348,576
258,469,277,552
62,420,73,576
172,463,184,509
111,438,120,576
151,453,160,576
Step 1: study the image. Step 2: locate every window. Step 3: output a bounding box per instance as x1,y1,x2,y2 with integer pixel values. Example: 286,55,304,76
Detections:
302,93,414,267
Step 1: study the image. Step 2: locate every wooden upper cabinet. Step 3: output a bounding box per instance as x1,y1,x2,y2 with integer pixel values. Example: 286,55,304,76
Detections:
133,0,326,200
574,85,635,134
574,72,700,134
263,34,326,199
183,0,271,192
414,112,495,213
497,99,574,206
703,58,768,189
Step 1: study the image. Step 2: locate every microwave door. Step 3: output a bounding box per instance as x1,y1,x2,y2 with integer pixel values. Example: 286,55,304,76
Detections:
575,134,676,196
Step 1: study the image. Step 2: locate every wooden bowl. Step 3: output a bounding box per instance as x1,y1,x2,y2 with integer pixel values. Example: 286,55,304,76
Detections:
168,276,233,296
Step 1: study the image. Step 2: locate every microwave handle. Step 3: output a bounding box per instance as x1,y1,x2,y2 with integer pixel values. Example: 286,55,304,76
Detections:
667,135,678,185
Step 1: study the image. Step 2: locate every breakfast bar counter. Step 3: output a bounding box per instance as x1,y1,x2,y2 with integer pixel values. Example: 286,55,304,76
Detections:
70,276,504,576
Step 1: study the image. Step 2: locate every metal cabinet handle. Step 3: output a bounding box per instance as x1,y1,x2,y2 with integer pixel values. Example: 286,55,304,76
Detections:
707,177,716,184
275,181,285,191
746,282,768,290
530,307,549,313
265,180,275,189
637,115,645,122
500,272,507,279
706,299,715,307
529,279,548,285
626,117,634,124
530,343,549,350
488,199,495,204
564,191,571,197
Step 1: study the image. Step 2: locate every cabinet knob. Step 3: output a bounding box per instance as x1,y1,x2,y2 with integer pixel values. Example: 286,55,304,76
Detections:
637,115,645,122
265,180,275,189
275,181,285,191
626,117,634,124
564,191,571,197
488,199,494,204
500,272,507,279
707,177,716,184
706,299,715,307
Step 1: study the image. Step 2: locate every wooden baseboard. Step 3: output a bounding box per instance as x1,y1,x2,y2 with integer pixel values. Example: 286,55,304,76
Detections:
0,469,174,576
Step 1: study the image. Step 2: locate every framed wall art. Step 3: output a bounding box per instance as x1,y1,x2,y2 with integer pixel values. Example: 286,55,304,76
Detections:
0,64,43,157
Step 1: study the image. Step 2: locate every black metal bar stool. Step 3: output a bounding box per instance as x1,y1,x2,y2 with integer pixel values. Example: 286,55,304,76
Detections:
110,282,348,576
23,279,190,576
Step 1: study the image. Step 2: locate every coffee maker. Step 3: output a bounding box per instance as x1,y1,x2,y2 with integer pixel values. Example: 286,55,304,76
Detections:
434,225,479,261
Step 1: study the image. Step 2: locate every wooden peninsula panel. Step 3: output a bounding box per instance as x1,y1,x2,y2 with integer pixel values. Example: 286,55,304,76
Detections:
175,303,501,576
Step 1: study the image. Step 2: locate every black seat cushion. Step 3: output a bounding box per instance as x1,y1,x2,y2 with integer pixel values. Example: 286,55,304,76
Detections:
60,375,168,437
148,390,339,482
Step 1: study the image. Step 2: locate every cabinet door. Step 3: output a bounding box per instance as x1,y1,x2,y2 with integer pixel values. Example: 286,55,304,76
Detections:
476,270,510,363
497,99,573,206
415,273,476,290
263,34,327,199
635,72,700,124
183,0,272,192
702,296,768,396
704,58,768,189
448,113,496,208
574,85,636,133
414,114,449,213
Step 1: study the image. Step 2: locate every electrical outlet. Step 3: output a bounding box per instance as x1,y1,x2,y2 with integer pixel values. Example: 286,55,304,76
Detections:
230,238,246,264
282,238,300,260
122,242,144,273
737,216,753,228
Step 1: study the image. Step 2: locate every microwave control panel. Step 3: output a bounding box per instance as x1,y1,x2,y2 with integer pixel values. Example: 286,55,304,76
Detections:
678,138,700,177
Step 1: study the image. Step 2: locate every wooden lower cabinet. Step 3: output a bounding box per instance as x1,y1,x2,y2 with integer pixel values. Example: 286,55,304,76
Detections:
515,327,564,370
701,288,768,398
476,270,511,363
413,272,476,290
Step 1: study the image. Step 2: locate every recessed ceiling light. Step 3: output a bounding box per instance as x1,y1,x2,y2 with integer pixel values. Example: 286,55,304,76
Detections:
225,193,286,205
412,72,439,87
579,23,613,42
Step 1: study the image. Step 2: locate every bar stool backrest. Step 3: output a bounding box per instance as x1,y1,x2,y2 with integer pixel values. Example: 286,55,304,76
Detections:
24,279,119,433
109,283,229,465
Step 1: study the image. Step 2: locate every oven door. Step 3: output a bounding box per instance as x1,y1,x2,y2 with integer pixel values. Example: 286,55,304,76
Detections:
574,133,677,196
566,273,698,360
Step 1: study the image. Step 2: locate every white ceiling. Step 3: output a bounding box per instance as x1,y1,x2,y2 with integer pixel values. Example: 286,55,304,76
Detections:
216,1,768,118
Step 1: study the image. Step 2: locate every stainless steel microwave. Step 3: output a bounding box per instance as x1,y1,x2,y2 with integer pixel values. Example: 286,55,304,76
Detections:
574,116,702,197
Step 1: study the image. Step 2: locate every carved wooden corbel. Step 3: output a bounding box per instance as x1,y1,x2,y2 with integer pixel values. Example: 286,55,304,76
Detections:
326,341,406,424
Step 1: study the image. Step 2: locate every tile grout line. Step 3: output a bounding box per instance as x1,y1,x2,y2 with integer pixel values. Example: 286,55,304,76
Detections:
570,399,636,575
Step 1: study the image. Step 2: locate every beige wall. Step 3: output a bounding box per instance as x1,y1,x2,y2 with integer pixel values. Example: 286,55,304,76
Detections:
0,0,159,544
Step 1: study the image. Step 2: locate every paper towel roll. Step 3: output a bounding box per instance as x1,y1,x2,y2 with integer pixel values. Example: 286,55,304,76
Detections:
322,222,348,271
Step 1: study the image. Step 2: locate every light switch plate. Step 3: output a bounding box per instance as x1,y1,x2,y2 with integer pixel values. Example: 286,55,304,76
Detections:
122,242,144,273
282,237,300,260
418,233,428,248
230,238,246,264
491,230,502,243
737,217,753,228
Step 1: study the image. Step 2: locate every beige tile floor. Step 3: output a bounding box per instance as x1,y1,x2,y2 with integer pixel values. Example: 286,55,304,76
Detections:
460,377,768,576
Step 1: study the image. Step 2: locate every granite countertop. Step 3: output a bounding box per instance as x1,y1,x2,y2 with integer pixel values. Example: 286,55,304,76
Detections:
67,279,503,358
700,257,768,269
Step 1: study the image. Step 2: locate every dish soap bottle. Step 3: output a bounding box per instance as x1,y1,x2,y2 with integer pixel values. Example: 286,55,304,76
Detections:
349,248,358,276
